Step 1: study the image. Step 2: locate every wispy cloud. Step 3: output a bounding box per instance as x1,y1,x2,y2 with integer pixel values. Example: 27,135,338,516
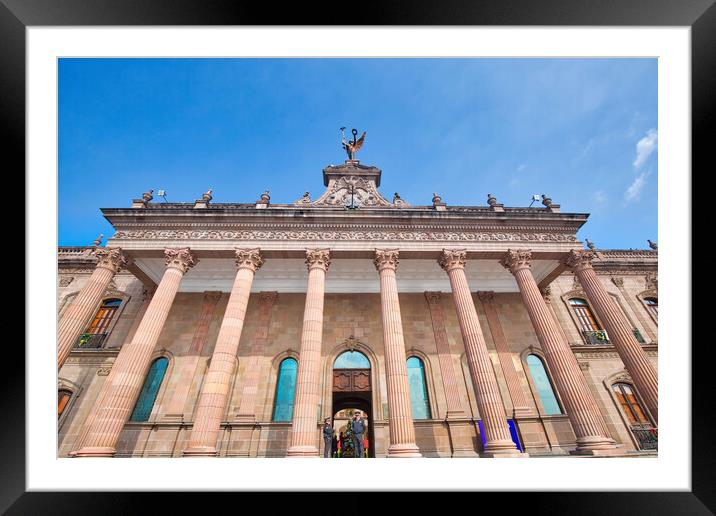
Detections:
517,164,526,172
625,171,649,202
592,190,607,204
633,128,657,169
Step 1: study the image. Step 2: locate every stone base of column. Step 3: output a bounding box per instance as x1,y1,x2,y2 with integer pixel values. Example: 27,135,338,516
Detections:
387,443,422,458
182,446,219,457
483,439,529,458
69,446,116,458
570,436,620,456
570,447,624,457
445,418,479,457
285,445,319,457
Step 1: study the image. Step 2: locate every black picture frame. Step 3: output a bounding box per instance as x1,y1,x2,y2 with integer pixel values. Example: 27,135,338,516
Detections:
4,0,709,512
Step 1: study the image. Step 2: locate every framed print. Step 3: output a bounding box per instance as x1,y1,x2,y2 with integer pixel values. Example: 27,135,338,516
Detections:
3,0,711,512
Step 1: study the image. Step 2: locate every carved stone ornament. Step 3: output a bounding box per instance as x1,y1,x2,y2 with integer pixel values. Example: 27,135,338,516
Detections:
164,248,198,274
342,334,361,352
202,189,213,202
59,276,74,287
477,290,495,302
611,277,624,287
312,176,392,208
424,291,442,305
259,291,279,304
294,191,312,205
112,228,578,243
572,275,581,290
97,367,111,376
432,193,442,205
563,249,595,271
235,248,264,271
540,285,552,302
374,249,400,271
305,249,331,272
499,249,532,272
438,249,467,272
142,189,154,202
645,272,658,292
94,248,132,273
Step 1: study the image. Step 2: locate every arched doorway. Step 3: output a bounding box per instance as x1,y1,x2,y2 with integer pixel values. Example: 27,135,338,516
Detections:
332,350,374,457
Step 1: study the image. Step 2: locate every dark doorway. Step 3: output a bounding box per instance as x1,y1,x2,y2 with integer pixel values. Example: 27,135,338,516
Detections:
332,350,375,457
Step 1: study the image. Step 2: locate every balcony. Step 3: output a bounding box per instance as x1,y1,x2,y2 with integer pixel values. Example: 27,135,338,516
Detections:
630,423,658,450
581,330,610,345
75,332,108,349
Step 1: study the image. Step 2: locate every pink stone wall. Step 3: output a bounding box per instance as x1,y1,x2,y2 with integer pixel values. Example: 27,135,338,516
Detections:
58,270,658,457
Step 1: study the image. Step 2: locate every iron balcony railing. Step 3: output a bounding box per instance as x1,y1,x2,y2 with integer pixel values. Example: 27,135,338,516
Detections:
582,329,647,345
581,330,610,345
75,332,108,349
630,423,658,450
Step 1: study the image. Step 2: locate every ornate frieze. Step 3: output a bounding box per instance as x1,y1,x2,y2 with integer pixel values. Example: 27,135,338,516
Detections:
305,249,331,271
164,248,198,273
438,249,466,272
94,248,132,273
499,249,532,272
374,249,400,271
112,228,579,243
235,248,264,272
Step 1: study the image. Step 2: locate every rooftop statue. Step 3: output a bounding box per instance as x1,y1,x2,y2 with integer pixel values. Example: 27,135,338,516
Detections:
340,127,366,161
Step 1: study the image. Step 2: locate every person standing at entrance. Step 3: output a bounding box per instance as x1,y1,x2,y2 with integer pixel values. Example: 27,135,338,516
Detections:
322,418,333,458
332,433,338,457
351,412,366,458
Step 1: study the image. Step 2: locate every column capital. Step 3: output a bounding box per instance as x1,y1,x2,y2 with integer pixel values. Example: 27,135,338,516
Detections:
235,248,264,272
438,249,466,272
374,249,400,271
477,290,495,302
499,249,532,273
563,249,595,272
305,249,331,272
424,291,442,305
164,248,198,274
94,248,132,273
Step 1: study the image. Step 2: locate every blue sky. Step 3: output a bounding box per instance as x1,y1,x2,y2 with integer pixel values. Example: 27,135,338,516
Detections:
59,58,657,248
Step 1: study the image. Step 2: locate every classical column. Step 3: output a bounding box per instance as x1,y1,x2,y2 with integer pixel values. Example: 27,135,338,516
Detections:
57,248,131,369
70,248,197,457
439,250,523,457
375,250,422,458
235,291,279,422
286,249,331,457
565,250,658,423
501,250,618,454
424,292,466,418
183,249,263,456
477,291,534,419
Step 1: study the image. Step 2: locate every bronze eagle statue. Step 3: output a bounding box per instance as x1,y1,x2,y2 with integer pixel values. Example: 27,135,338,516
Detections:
340,127,366,160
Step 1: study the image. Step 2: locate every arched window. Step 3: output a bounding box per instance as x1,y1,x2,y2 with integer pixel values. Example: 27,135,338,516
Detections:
334,350,370,369
643,297,658,318
612,382,650,425
129,357,169,422
569,298,608,344
78,298,122,348
526,355,562,415
406,356,431,420
272,357,298,422
569,298,601,332
58,389,73,419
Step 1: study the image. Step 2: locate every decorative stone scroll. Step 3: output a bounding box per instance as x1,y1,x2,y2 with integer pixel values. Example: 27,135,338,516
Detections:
235,248,264,272
94,248,132,273
164,248,197,273
438,249,467,272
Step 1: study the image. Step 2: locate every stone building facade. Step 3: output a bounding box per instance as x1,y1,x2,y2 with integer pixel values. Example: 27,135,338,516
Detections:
57,159,658,458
